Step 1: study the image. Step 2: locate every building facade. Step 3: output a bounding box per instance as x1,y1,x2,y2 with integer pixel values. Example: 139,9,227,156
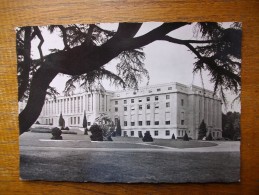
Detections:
20,82,222,139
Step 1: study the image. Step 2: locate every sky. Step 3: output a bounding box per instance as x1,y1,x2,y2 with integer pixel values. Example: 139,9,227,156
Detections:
30,22,241,112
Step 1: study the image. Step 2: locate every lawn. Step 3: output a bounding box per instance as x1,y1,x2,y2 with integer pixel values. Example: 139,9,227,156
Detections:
20,149,240,183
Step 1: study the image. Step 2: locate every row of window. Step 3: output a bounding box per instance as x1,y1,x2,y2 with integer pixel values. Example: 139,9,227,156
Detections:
115,96,184,106
125,130,172,137
115,102,171,112
123,120,184,126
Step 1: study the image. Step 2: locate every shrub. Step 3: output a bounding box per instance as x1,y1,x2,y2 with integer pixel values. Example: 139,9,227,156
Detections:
84,128,88,135
64,127,70,130
142,131,153,142
183,131,189,141
138,131,143,138
171,133,175,140
59,113,65,129
83,111,87,128
198,120,207,140
206,132,213,141
51,127,62,140
90,124,103,141
35,121,40,124
116,119,122,136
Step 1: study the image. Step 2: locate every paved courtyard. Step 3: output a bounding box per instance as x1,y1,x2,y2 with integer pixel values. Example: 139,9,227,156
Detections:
19,130,240,183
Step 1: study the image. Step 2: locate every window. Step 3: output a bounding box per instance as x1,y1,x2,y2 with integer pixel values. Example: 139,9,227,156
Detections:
138,121,142,126
131,131,134,136
131,99,134,103
146,121,150,126
181,99,184,106
147,104,150,109
139,105,142,110
115,101,118,105
78,117,80,124
166,130,170,136
124,121,127,126
131,122,135,126
155,105,159,109
138,99,142,102
155,96,159,101
166,102,170,107
138,131,142,137
165,121,170,125
148,90,152,93
181,120,184,125
155,121,159,125
157,88,161,92
123,131,127,136
154,131,158,136
124,100,127,104
115,107,118,112
166,95,170,99
213,132,215,137
168,87,172,90
74,117,76,124
71,117,73,125
124,107,127,111
147,97,150,101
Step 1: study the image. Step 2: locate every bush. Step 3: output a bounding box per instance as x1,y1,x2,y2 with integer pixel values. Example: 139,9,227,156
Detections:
183,131,189,141
64,127,69,130
142,131,153,142
171,133,175,140
35,121,40,124
90,124,103,141
206,132,213,141
51,127,62,140
138,131,143,138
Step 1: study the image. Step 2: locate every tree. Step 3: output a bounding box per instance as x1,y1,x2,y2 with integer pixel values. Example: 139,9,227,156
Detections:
198,119,207,140
206,131,213,141
58,113,65,129
17,22,241,135
83,111,88,135
171,133,175,140
116,119,122,136
90,124,103,141
222,111,240,140
183,131,189,141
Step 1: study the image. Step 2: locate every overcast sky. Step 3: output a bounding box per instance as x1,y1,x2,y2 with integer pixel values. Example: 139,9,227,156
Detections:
30,22,241,112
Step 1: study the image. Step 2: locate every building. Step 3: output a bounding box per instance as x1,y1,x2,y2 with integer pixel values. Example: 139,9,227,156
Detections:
20,82,222,140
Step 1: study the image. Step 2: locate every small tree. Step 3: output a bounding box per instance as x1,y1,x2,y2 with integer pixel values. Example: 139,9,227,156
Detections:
142,131,153,142
138,131,143,138
171,133,175,140
183,131,189,141
90,124,103,141
207,131,213,141
116,119,122,136
83,111,88,135
59,113,65,129
198,119,207,140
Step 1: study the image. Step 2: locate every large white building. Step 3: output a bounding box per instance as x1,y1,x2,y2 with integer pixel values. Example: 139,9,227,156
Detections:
20,82,222,139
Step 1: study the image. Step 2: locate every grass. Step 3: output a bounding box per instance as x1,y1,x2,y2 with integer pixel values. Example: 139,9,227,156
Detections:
20,149,240,183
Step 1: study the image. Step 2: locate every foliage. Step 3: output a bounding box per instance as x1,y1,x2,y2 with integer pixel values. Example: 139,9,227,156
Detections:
142,131,153,142
222,111,240,140
35,121,40,124
183,132,189,141
58,113,65,128
64,127,69,130
206,132,213,141
116,119,122,136
83,111,87,128
90,124,103,141
198,120,207,140
51,127,62,140
171,133,175,140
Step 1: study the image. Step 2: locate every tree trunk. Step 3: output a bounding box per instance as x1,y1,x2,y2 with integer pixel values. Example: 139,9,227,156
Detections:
19,67,58,135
